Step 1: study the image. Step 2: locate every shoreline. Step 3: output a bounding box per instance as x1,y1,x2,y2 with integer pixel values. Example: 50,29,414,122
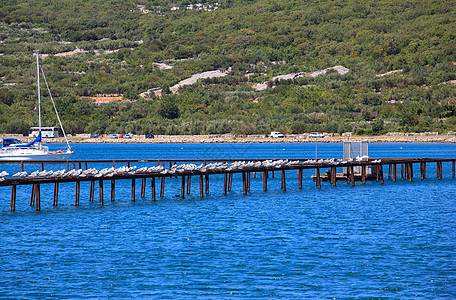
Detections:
2,134,456,144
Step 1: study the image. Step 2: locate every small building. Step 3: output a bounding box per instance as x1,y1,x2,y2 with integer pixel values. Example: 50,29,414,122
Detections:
29,127,59,138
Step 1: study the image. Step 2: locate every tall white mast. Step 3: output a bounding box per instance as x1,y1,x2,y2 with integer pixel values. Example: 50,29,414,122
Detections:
36,52,42,136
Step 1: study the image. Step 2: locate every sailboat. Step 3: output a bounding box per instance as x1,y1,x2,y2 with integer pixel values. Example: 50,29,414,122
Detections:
0,52,73,160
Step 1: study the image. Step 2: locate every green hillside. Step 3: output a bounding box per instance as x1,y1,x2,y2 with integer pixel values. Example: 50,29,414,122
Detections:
1,0,455,135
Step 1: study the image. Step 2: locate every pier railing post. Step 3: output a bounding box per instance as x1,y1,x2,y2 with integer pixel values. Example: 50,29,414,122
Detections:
151,177,156,201
11,185,16,212
131,179,135,202
99,180,104,207
54,182,59,206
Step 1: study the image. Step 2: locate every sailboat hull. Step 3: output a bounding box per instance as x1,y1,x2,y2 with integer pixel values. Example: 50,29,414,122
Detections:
0,149,73,161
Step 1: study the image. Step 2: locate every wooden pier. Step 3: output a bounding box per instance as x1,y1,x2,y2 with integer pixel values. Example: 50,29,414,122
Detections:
0,157,454,212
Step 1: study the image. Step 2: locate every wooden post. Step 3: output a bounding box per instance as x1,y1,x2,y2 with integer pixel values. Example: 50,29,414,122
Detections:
187,175,191,195
85,162,88,170
111,180,115,202
281,170,286,192
78,162,82,170
247,172,251,192
151,177,156,201
35,184,40,211
242,172,247,195
21,161,24,172
361,165,366,184
393,164,397,182
331,166,336,187
99,180,104,207
11,185,16,212
199,175,204,198
401,163,404,179
41,162,44,171
141,178,146,198
67,161,69,171
298,169,303,189
263,171,268,192
437,161,442,180
272,171,275,178
453,160,455,178
315,168,321,189
228,173,233,192
30,184,36,207
205,175,209,195
53,182,59,206
223,173,228,195
388,164,392,180
350,166,355,187
89,181,95,202
408,163,413,182
420,162,425,180
131,178,135,201
346,166,351,184
379,164,384,184
75,181,80,207
73,162,76,170
375,165,379,182
160,177,165,198
180,176,185,199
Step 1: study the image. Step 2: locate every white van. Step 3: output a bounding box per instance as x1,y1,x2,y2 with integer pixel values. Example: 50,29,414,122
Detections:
309,132,324,138
270,131,285,138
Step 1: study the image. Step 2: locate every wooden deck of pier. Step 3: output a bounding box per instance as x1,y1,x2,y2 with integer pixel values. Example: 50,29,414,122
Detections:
0,157,454,212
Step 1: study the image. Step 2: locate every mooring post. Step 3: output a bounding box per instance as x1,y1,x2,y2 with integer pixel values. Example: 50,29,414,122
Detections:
75,181,80,207
99,180,104,207
111,180,115,202
89,180,95,202
408,163,413,182
263,171,268,192
242,172,247,195
315,168,321,189
281,170,286,192
11,185,16,212
151,177,156,201
350,166,355,187
160,177,165,198
181,176,185,199
205,175,209,195
35,184,40,211
223,173,228,195
30,184,36,207
131,178,135,202
53,182,59,206
228,173,233,192
393,164,397,182
453,160,455,178
199,175,204,198
187,175,191,195
141,178,146,198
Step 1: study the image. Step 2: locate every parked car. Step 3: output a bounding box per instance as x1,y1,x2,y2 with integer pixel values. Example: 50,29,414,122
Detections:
118,134,124,138
90,133,99,138
270,131,285,138
124,134,132,139
309,132,325,138
145,134,154,139
110,134,118,139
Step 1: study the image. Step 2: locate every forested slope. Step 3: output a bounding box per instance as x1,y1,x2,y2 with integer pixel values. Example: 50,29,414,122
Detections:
1,0,455,135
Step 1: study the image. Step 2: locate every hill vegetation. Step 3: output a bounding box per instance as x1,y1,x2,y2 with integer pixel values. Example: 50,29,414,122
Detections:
1,0,455,136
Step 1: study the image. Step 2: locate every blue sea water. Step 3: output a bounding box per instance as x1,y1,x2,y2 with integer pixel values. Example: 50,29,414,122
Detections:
0,143,455,298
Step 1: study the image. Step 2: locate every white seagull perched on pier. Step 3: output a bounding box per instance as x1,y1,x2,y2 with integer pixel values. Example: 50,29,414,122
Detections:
0,171,9,181
12,171,28,178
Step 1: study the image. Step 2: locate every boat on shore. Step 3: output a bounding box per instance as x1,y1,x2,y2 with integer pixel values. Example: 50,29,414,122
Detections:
0,52,73,161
